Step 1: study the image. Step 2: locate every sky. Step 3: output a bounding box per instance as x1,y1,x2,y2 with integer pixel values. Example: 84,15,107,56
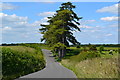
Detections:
1,2,119,44
2,0,119,2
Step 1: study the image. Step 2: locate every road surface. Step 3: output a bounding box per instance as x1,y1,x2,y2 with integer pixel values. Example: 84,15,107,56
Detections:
17,49,77,79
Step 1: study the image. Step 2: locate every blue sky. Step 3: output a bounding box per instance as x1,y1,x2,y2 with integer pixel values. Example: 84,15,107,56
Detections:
1,2,118,44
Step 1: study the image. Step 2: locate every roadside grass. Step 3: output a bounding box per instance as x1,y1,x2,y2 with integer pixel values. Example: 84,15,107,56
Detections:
61,46,119,78
61,58,118,78
2,46,45,80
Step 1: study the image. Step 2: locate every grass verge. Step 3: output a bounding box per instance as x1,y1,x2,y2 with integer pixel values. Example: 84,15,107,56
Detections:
61,47,119,78
61,58,118,78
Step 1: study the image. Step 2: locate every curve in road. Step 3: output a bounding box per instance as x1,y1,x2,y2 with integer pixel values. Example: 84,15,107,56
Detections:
18,49,77,78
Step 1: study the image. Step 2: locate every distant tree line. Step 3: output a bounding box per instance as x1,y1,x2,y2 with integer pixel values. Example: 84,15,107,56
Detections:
1,43,119,47
70,44,119,47
1,43,45,46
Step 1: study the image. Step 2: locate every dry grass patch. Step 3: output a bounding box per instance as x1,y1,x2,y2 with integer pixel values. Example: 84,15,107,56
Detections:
61,58,118,78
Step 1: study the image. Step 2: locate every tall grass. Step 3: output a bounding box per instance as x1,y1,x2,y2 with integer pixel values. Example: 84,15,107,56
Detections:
61,46,119,78
61,58,118,78
2,46,45,80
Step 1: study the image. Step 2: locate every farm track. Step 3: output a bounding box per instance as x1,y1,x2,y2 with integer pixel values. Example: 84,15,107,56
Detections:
16,49,77,79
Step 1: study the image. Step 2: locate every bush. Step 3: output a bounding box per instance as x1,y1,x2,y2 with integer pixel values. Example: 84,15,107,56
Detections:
79,51,101,61
99,46,104,53
76,45,81,48
89,45,97,51
70,51,101,62
2,47,45,80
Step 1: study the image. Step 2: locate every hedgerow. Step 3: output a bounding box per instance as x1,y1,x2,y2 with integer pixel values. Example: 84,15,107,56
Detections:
2,47,45,80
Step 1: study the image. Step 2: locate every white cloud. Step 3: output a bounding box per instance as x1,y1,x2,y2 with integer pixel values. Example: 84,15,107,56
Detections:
41,17,49,21
1,13,44,43
1,12,50,38
100,16,118,21
96,3,119,14
82,26,102,33
32,17,49,27
0,3,17,11
2,26,12,31
72,20,96,33
0,13,28,22
32,20,48,27
79,25,92,29
0,13,30,29
1,13,34,36
38,11,56,17
80,20,96,25
105,34,112,36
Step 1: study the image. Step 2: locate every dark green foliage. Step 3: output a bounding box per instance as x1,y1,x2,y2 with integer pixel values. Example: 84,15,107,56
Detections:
70,51,101,62
76,45,81,48
39,2,82,58
99,46,104,53
109,50,113,55
2,47,45,80
66,49,81,57
89,45,97,51
76,43,81,48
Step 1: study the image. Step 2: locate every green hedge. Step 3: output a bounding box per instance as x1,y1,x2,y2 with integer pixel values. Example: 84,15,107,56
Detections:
20,43,42,51
2,47,45,80
70,51,101,62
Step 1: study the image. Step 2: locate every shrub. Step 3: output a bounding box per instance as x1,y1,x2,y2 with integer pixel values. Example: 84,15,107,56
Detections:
79,51,100,61
99,46,104,53
89,45,97,51
76,45,81,48
2,47,45,80
70,51,101,62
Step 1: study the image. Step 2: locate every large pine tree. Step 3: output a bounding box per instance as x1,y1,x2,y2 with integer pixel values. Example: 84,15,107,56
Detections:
39,2,82,59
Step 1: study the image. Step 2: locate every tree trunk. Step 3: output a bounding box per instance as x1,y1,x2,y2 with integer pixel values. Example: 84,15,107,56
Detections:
58,48,62,59
62,47,66,57
61,33,66,57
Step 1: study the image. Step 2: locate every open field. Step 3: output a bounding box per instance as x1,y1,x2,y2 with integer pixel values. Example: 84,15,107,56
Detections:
61,46,119,78
69,46,119,50
1,44,119,79
2,46,45,80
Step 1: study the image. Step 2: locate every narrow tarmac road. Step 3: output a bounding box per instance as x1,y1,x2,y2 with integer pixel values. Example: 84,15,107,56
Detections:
18,49,77,79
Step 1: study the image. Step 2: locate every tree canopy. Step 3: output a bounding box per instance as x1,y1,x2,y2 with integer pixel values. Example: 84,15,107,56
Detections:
39,2,82,59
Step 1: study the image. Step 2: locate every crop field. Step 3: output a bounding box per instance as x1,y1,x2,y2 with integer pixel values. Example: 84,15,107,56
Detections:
2,46,45,80
61,46,119,78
